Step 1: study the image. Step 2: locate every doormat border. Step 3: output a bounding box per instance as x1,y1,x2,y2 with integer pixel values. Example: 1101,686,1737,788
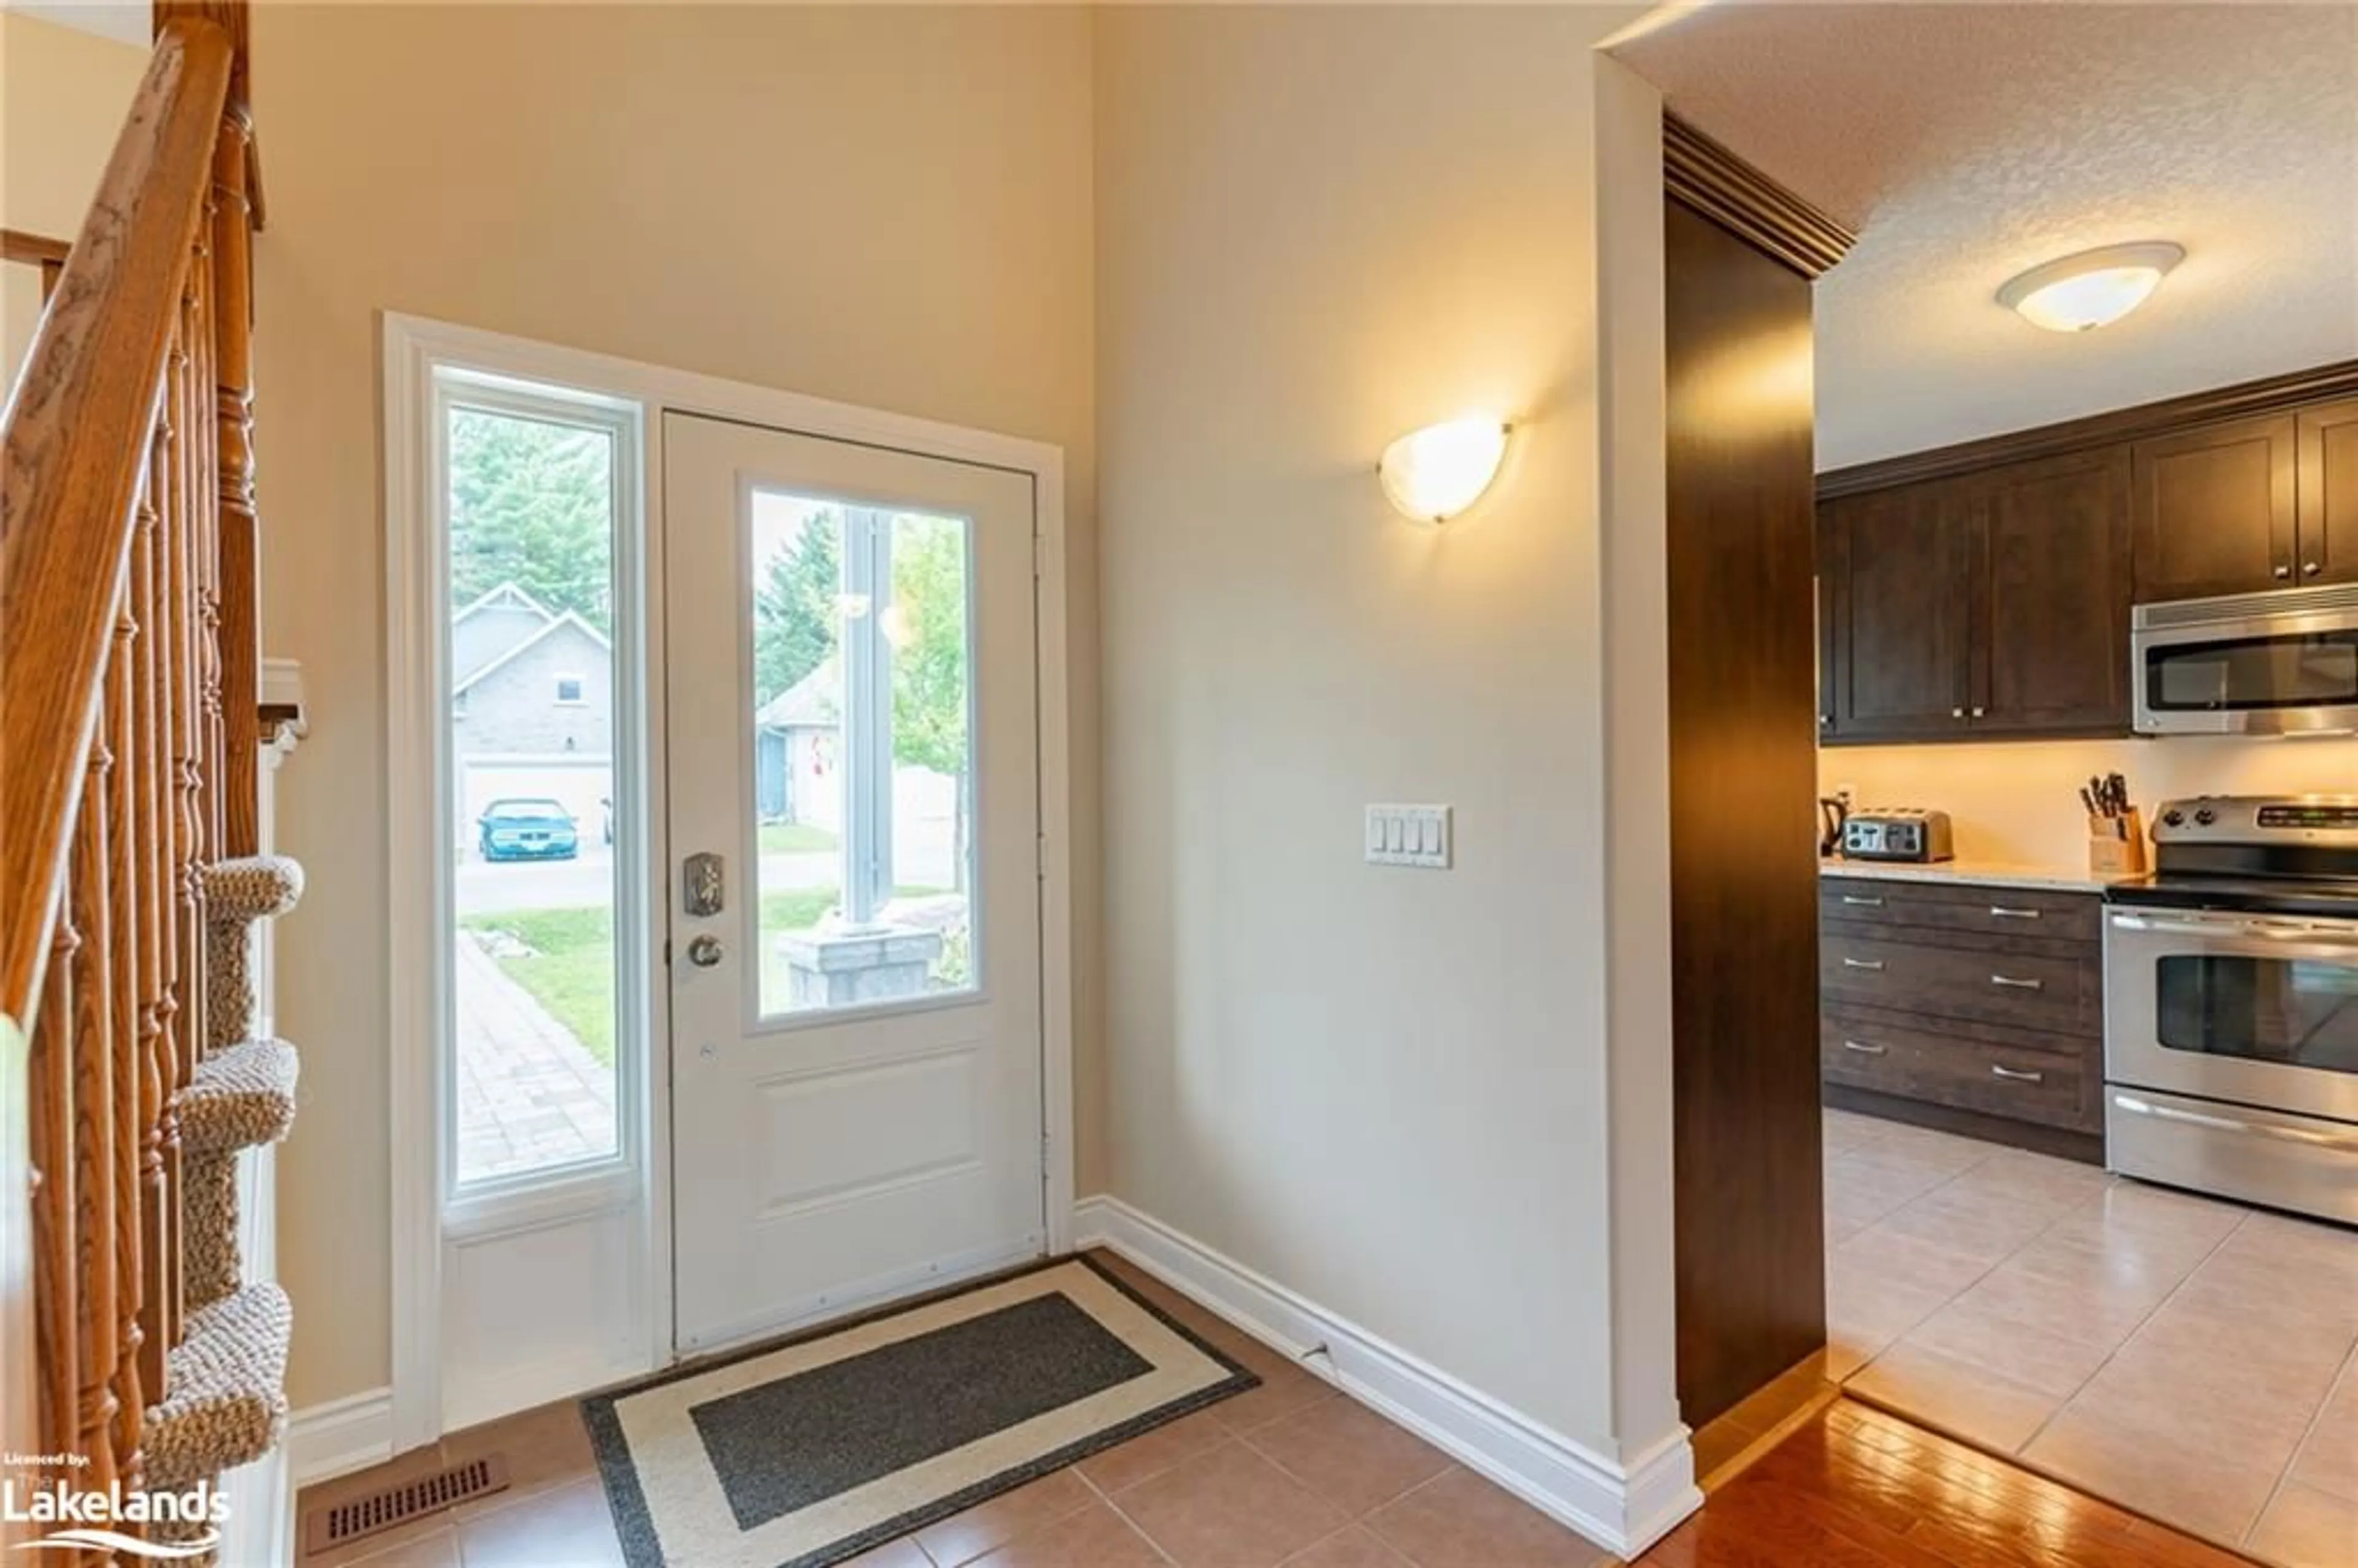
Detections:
582,1251,1260,1568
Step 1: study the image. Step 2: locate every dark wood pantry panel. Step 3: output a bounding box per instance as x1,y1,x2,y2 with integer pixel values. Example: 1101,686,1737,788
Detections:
1825,485,1972,737
2130,414,2298,600
1974,448,2133,735
2297,397,2358,586
1664,195,1826,1432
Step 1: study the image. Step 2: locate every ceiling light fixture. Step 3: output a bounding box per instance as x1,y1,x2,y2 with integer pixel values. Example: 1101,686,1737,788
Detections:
1378,417,1511,524
1997,242,2185,333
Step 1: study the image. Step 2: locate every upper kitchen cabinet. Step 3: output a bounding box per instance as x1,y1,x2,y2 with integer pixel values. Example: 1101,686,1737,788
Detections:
1823,484,1974,738
1821,449,2131,744
1975,448,2133,734
2130,414,2298,599
2297,398,2358,586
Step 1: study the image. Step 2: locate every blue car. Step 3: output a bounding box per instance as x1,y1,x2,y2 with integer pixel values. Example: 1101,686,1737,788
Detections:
477,798,580,862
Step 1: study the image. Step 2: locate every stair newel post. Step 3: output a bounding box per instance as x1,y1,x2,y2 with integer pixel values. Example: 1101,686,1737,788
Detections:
133,451,173,1408
211,104,260,862
69,657,122,1505
106,557,149,1494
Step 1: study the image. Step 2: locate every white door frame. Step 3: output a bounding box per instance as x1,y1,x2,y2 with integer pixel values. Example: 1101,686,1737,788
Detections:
383,311,1076,1452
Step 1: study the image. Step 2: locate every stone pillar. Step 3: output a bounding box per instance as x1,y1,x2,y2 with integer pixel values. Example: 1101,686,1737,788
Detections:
777,922,944,1008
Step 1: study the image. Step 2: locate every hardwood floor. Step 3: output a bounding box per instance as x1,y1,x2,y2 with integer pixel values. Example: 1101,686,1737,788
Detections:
1642,1398,2253,1567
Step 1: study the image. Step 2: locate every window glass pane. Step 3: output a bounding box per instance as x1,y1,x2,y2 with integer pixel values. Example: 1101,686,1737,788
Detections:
2155,955,2358,1074
446,399,621,1185
750,492,975,1017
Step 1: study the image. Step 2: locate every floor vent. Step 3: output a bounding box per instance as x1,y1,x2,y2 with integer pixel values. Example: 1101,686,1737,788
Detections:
301,1453,510,1556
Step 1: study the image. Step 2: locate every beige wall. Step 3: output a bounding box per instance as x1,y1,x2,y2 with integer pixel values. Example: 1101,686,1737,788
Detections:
1094,5,1669,1455
252,3,1099,1410
1823,737,2358,868
0,12,147,385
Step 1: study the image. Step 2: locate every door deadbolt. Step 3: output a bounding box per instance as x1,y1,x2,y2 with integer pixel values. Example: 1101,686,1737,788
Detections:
687,934,725,968
683,852,725,917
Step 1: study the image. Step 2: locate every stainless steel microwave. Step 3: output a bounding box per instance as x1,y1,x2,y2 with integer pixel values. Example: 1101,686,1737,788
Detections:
2132,583,2358,736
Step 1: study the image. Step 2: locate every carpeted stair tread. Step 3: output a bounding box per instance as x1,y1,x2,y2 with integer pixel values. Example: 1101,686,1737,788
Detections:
143,1283,291,1491
180,1037,299,1154
201,855,305,922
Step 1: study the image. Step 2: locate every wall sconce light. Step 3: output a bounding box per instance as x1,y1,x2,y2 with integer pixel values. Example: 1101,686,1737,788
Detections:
1378,416,1511,524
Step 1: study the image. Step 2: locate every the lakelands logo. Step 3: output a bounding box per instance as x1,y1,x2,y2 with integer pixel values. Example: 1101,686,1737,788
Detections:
2,1466,226,1559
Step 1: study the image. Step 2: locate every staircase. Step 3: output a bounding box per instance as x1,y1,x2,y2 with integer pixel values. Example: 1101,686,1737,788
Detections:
1,2,296,1559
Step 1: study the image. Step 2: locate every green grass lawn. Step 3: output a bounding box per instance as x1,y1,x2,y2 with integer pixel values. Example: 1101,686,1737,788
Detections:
462,885,951,1061
460,906,618,1068
758,822,840,854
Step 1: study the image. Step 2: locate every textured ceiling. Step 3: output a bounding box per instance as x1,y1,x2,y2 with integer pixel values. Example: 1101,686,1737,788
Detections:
1615,2,2358,469
6,1,146,47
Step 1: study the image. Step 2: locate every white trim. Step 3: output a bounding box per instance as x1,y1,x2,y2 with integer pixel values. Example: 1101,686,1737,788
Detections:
384,310,1075,1449
1071,1197,1700,1558
286,1388,398,1488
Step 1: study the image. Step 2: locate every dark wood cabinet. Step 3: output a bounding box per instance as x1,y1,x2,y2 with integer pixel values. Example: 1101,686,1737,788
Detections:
2297,398,2358,586
1824,486,1972,737
1820,876,2104,1162
1822,449,2131,743
2130,414,2298,599
1974,448,2133,734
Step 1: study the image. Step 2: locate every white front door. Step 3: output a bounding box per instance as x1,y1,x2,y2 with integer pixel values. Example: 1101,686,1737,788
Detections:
663,413,1045,1353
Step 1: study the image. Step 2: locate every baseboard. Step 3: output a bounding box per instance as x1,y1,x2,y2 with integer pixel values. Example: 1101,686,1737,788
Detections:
1071,1196,1701,1557
287,1386,397,1488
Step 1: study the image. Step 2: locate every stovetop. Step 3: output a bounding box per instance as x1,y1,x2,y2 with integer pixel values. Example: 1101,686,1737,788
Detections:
2105,872,2358,922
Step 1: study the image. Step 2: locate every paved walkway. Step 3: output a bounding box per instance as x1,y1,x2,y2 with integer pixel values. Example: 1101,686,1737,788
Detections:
454,935,617,1183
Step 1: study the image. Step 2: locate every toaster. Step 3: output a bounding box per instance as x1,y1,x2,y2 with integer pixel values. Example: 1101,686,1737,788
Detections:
1842,808,1955,864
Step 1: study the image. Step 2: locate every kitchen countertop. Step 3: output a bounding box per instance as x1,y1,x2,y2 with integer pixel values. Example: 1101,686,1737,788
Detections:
1818,857,2133,894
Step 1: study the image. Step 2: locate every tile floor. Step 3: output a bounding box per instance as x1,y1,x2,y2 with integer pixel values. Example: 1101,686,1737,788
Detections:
1823,1107,2358,1566
295,1250,1617,1568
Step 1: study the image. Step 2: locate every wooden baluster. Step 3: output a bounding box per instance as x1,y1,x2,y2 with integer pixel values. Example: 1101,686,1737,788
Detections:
165,305,199,1367
29,925,76,1483
133,451,172,1407
143,408,182,1393
212,107,260,860
107,556,148,1491
69,670,121,1502
191,200,227,885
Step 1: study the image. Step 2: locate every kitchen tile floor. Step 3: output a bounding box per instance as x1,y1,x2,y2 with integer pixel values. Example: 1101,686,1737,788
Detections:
1823,1107,2358,1567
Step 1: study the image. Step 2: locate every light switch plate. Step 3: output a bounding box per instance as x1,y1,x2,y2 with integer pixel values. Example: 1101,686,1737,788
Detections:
1365,804,1452,869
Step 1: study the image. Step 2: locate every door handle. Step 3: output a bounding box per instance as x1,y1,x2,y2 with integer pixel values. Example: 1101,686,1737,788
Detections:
1841,1039,1886,1056
687,934,725,968
1989,906,2042,920
1990,974,2044,990
1842,958,1886,972
2112,1093,2358,1152
683,852,726,917
1990,1064,2045,1084
1841,895,1885,908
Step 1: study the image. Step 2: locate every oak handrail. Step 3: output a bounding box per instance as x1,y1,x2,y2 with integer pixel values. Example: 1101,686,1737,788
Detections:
0,20,234,1031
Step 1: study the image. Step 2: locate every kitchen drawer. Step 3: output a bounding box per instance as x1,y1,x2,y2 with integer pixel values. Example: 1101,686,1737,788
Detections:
1821,931,2099,1034
1821,877,2099,944
1822,1007,2096,1131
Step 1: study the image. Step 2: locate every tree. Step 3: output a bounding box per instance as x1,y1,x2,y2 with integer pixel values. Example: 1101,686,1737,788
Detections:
754,510,842,707
448,408,615,631
890,516,971,890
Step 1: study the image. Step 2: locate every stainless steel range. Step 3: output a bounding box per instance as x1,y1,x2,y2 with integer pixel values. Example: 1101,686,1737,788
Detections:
2104,795,2358,1225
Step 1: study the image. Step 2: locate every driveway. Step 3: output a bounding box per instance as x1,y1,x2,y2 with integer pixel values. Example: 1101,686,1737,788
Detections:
456,846,858,915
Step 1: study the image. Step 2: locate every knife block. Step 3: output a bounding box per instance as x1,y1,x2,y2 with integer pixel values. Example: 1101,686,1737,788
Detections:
2088,808,2148,877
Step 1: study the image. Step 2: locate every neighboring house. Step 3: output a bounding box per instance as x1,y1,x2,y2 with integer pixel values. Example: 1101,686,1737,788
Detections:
753,656,841,830
451,583,615,844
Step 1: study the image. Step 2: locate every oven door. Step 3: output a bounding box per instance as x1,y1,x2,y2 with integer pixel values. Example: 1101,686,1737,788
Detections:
2131,592,2358,735
2106,907,2358,1124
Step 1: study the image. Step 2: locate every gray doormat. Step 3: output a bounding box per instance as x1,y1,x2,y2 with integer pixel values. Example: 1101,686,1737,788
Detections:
583,1255,1256,1567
